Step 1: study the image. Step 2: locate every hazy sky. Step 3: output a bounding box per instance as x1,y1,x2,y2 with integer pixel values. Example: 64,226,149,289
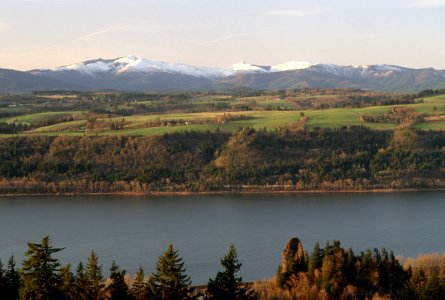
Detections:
0,0,444,70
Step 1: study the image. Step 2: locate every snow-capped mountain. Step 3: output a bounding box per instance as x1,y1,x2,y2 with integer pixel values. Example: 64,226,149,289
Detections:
270,61,314,72
1,55,444,93
43,55,412,80
223,61,269,76
52,56,322,77
222,60,314,76
55,55,222,78
307,63,405,78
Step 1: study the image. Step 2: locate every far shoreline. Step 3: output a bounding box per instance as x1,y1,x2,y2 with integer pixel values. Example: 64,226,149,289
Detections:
1,187,445,197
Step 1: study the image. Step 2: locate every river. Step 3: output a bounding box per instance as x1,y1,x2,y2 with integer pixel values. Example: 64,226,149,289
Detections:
0,192,444,284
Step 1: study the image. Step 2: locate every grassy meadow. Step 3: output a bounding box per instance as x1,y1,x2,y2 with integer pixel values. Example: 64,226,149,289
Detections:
1,92,445,136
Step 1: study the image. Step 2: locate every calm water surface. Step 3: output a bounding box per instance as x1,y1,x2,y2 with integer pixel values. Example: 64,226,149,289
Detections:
0,192,444,284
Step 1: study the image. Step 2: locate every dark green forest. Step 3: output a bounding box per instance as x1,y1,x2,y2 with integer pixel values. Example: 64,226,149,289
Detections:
3,236,445,300
0,127,444,194
1,236,256,300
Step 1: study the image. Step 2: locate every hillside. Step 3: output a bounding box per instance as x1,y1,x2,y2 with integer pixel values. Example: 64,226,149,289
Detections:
1,90,444,194
0,127,444,194
1,91,444,136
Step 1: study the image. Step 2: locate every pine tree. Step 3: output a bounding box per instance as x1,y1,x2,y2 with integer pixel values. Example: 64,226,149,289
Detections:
308,242,323,275
147,274,156,299
59,264,77,300
151,244,191,300
5,256,20,300
75,262,89,300
132,266,148,300
344,248,356,283
0,259,6,295
207,245,257,300
19,235,64,300
85,251,104,299
106,261,131,300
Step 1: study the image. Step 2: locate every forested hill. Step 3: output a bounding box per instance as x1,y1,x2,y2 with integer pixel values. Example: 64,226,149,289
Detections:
1,127,445,194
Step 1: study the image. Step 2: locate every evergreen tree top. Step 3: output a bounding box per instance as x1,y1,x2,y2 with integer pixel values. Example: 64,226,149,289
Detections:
152,244,191,300
208,245,257,300
19,235,65,300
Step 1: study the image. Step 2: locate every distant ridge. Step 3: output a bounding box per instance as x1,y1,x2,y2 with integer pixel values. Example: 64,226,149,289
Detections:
1,55,445,92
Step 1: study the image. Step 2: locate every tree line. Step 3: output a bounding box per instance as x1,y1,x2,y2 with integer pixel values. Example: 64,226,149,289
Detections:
0,127,444,194
3,236,445,299
0,236,256,300
259,239,445,300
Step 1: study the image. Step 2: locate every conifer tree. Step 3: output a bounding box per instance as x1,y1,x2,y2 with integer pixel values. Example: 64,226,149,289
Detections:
19,235,64,300
207,245,257,300
308,242,323,275
151,244,191,300
85,251,104,299
59,264,76,300
75,262,89,300
344,248,356,282
5,256,20,300
0,259,6,295
106,261,131,300
147,274,156,299
132,266,148,300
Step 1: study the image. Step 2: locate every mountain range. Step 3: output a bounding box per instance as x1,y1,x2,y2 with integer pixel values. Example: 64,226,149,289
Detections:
1,55,445,93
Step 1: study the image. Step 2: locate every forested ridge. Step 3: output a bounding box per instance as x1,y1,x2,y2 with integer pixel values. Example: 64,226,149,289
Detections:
0,127,445,194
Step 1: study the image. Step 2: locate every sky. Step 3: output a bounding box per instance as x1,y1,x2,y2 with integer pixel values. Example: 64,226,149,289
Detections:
0,0,444,70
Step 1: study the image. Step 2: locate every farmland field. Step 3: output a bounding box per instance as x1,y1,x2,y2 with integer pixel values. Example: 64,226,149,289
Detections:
1,91,445,136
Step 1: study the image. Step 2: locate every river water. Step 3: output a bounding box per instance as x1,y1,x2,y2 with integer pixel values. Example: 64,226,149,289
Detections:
0,192,444,284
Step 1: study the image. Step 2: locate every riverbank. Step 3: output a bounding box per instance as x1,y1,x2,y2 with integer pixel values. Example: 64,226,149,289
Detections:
1,129,444,197
1,186,445,197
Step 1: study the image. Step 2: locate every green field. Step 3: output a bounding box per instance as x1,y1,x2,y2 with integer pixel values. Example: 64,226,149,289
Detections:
0,111,83,125
1,94,445,137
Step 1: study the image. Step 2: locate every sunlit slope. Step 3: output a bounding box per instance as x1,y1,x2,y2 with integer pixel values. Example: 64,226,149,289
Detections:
2,95,445,137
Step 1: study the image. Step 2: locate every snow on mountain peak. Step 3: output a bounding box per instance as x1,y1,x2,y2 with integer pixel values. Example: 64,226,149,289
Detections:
121,54,139,61
54,55,222,78
52,56,407,79
115,55,143,66
57,58,114,75
223,61,269,76
353,65,369,69
271,61,313,72
372,64,402,72
114,56,161,73
233,61,267,71
223,60,315,76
